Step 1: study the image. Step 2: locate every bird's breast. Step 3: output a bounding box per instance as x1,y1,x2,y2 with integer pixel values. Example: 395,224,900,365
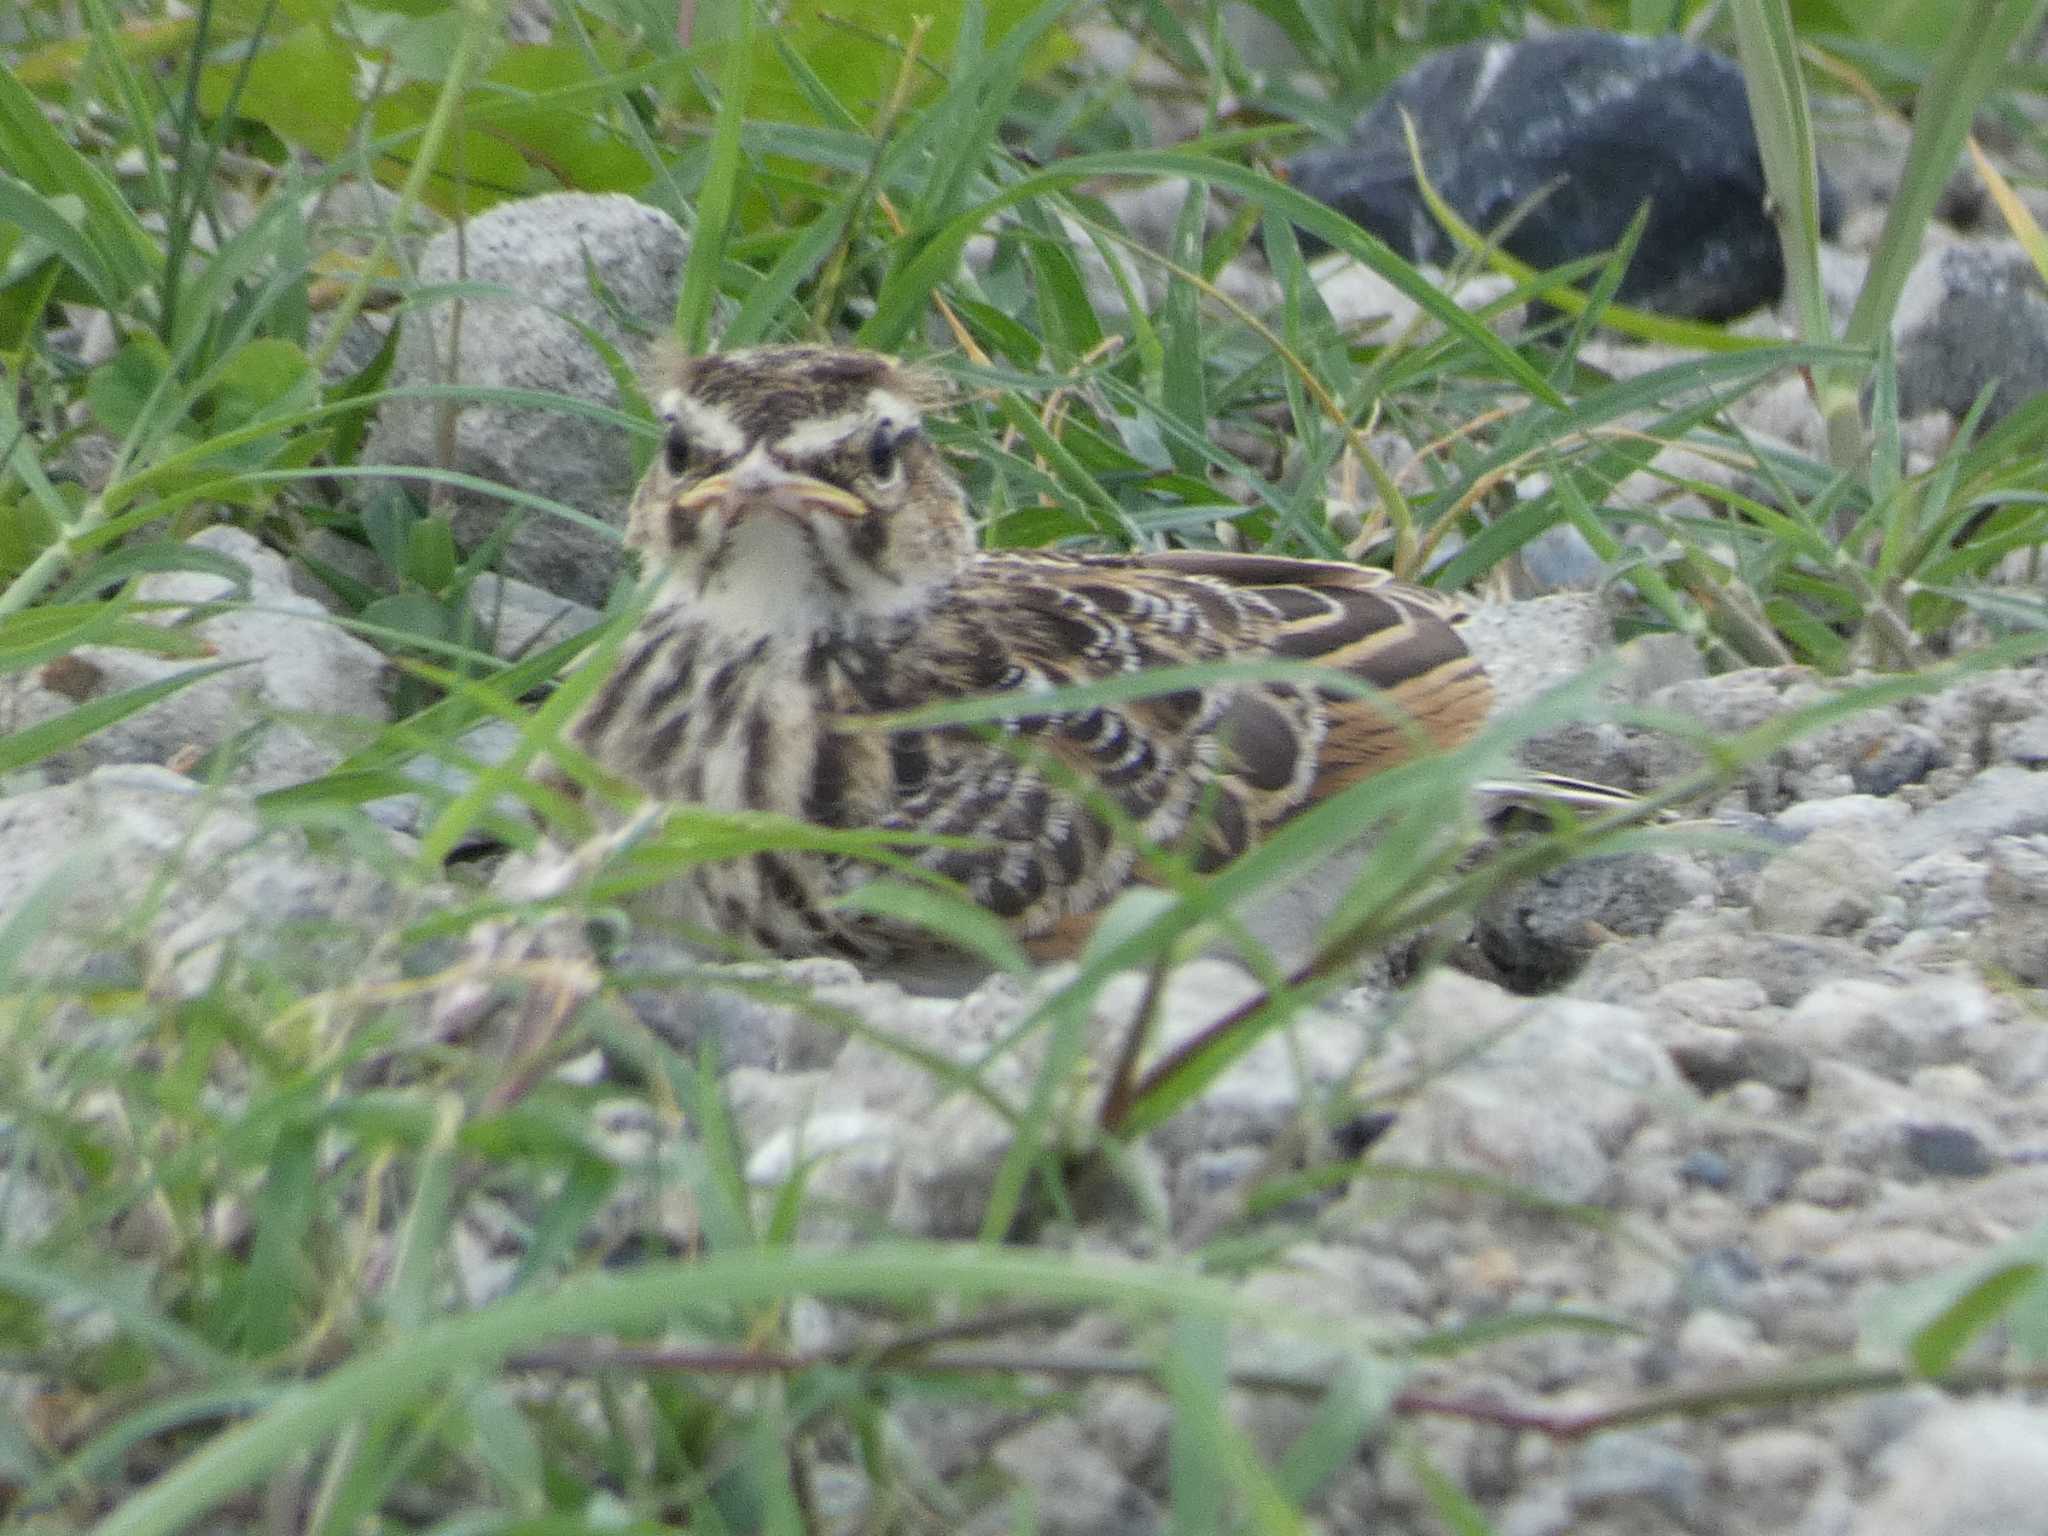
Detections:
571,616,905,829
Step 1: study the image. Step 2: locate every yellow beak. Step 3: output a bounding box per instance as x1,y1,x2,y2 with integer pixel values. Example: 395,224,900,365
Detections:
673,457,868,521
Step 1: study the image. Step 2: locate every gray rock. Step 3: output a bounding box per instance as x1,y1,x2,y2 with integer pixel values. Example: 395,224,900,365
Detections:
1513,521,1608,593
1850,723,1947,796
361,717,524,838
1777,977,1994,1079
1080,1381,1173,1482
1572,927,1885,1008
1671,1308,1771,1376
1895,240,2048,428
0,765,399,994
1649,975,1775,1030
1906,664,2048,744
1665,1025,1812,1096
1679,1245,1765,1313
301,179,442,382
1566,1430,1706,1525
1285,30,1839,319
1898,850,1994,935
1458,592,1613,717
888,1091,1017,1239
1718,1428,1847,1534
467,573,603,662
1991,716,2048,769
1677,1149,1733,1190
1862,1401,2048,1536
365,191,688,605
1986,835,2048,984
617,950,849,1072
1476,849,1715,987
745,1107,904,1242
1113,959,1362,1160
1372,974,1685,1204
983,1418,1162,1536
0,527,388,791
1703,1113,1824,1209
1775,793,1915,840
1902,1122,1996,1178
1619,666,1813,796
1892,765,2048,862
1752,828,1895,937
1807,1060,2001,1186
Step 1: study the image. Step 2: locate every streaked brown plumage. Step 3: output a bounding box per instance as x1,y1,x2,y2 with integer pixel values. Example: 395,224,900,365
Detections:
566,344,1494,961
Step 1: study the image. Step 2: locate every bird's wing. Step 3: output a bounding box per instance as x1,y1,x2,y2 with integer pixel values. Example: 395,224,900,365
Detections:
1096,550,1493,797
856,550,1493,940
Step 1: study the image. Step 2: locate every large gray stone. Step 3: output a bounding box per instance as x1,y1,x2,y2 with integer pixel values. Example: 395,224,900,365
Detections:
0,765,398,994
0,526,388,791
1895,239,2048,428
1369,972,1686,1204
364,191,687,605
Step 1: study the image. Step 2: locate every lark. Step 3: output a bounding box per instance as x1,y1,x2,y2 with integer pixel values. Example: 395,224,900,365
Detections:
564,344,1495,962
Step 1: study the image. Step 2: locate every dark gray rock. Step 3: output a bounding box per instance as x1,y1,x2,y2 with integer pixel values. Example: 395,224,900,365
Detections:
1895,239,2048,429
1475,849,1714,989
1903,1122,1997,1178
1851,723,1947,795
1667,1027,1812,1097
1286,30,1841,319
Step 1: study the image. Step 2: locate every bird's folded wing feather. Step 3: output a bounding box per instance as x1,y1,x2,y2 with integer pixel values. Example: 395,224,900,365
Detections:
859,551,1494,934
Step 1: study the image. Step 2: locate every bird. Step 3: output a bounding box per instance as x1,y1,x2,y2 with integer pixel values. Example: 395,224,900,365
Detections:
562,343,1497,964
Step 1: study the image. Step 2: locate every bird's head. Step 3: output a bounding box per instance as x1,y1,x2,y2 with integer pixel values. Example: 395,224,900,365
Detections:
627,344,976,634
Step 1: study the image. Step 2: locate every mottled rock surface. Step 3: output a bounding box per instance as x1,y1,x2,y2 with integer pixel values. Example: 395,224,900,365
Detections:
0,526,388,791
364,191,686,605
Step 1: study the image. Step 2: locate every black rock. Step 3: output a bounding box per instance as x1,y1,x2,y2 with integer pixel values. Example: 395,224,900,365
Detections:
1903,1122,1997,1179
1285,30,1842,320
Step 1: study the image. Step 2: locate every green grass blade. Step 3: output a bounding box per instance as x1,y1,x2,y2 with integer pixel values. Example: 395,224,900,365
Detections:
0,659,246,776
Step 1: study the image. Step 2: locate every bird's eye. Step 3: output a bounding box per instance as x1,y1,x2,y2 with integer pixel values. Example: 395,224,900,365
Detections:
867,428,904,482
663,424,690,477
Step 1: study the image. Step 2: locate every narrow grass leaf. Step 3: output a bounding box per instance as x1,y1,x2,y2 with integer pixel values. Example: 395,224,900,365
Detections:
1909,1262,2046,1377
0,67,157,300
461,1374,547,1511
1398,1433,1494,1535
693,1048,759,1253
1165,1313,1229,1536
1273,1354,1404,1504
858,147,1566,406
831,881,1032,975
674,0,754,352
238,1120,318,1358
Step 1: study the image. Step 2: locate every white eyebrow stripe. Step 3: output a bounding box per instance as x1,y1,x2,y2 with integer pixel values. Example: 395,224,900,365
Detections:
665,391,745,459
773,408,867,460
772,389,923,460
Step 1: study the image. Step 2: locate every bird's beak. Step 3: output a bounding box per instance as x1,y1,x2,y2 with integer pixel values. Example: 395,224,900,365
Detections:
673,453,867,521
